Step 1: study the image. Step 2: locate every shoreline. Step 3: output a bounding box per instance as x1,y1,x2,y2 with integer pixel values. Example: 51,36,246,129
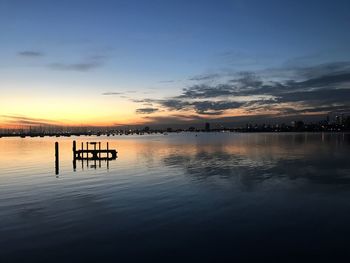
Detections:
1,130,350,138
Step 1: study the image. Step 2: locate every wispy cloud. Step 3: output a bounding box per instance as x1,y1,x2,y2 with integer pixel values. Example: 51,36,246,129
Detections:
48,55,105,72
102,92,123,95
159,80,175,83
188,73,220,81
135,108,159,114
48,62,101,71
1,115,60,126
18,51,44,57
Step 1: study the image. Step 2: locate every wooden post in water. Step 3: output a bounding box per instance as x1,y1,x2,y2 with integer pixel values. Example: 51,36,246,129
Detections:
72,140,76,159
107,142,110,169
55,142,59,175
72,141,77,171
81,142,84,159
98,142,101,167
93,142,97,167
86,142,89,167
73,157,76,171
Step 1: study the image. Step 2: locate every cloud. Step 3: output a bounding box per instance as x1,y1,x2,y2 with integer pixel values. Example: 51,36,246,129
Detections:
135,108,159,114
138,98,244,115
276,88,350,105
135,61,350,117
178,84,234,99
48,55,105,72
188,73,220,81
18,51,44,57
158,99,244,115
230,72,263,89
159,80,175,83
294,72,350,88
48,62,101,71
191,101,244,115
132,98,158,104
293,61,350,79
1,115,60,126
102,92,123,95
159,99,191,110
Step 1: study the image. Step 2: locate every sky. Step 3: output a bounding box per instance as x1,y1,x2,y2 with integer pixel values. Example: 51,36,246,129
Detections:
1,0,350,128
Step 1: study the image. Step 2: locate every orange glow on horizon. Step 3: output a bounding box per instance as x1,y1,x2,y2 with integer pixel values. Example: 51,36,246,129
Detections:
0,90,319,129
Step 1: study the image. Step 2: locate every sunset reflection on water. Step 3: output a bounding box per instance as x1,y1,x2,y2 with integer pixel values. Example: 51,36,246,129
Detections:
1,132,350,262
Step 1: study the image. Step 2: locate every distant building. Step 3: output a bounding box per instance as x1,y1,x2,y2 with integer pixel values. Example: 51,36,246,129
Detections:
335,114,344,125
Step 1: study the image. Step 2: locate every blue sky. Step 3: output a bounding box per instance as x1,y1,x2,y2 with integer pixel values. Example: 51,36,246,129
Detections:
1,0,350,126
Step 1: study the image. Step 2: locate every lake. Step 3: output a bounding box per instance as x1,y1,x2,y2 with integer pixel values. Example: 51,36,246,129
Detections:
1,132,350,262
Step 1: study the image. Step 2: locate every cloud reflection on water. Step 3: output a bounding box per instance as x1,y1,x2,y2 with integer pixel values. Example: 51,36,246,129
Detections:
157,133,350,190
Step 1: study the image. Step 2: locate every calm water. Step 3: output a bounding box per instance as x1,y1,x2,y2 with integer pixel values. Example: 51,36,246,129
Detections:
1,133,350,262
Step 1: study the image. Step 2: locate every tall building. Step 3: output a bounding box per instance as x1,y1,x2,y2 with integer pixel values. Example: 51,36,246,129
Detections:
335,113,345,125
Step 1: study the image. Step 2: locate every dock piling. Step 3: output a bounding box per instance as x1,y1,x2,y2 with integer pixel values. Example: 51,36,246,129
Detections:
55,142,59,175
86,142,89,166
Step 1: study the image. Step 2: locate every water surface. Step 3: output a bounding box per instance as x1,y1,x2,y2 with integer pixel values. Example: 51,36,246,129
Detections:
1,133,350,262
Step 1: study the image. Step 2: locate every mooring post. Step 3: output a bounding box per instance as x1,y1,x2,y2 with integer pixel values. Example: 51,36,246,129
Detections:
72,140,77,172
99,142,101,158
107,142,110,169
55,142,59,175
81,142,84,159
73,140,76,158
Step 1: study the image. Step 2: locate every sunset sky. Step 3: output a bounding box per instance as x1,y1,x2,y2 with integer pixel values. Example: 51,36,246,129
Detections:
1,0,350,128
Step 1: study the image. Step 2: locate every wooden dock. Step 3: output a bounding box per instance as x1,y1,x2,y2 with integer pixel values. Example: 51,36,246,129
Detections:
73,141,117,160
54,141,117,175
